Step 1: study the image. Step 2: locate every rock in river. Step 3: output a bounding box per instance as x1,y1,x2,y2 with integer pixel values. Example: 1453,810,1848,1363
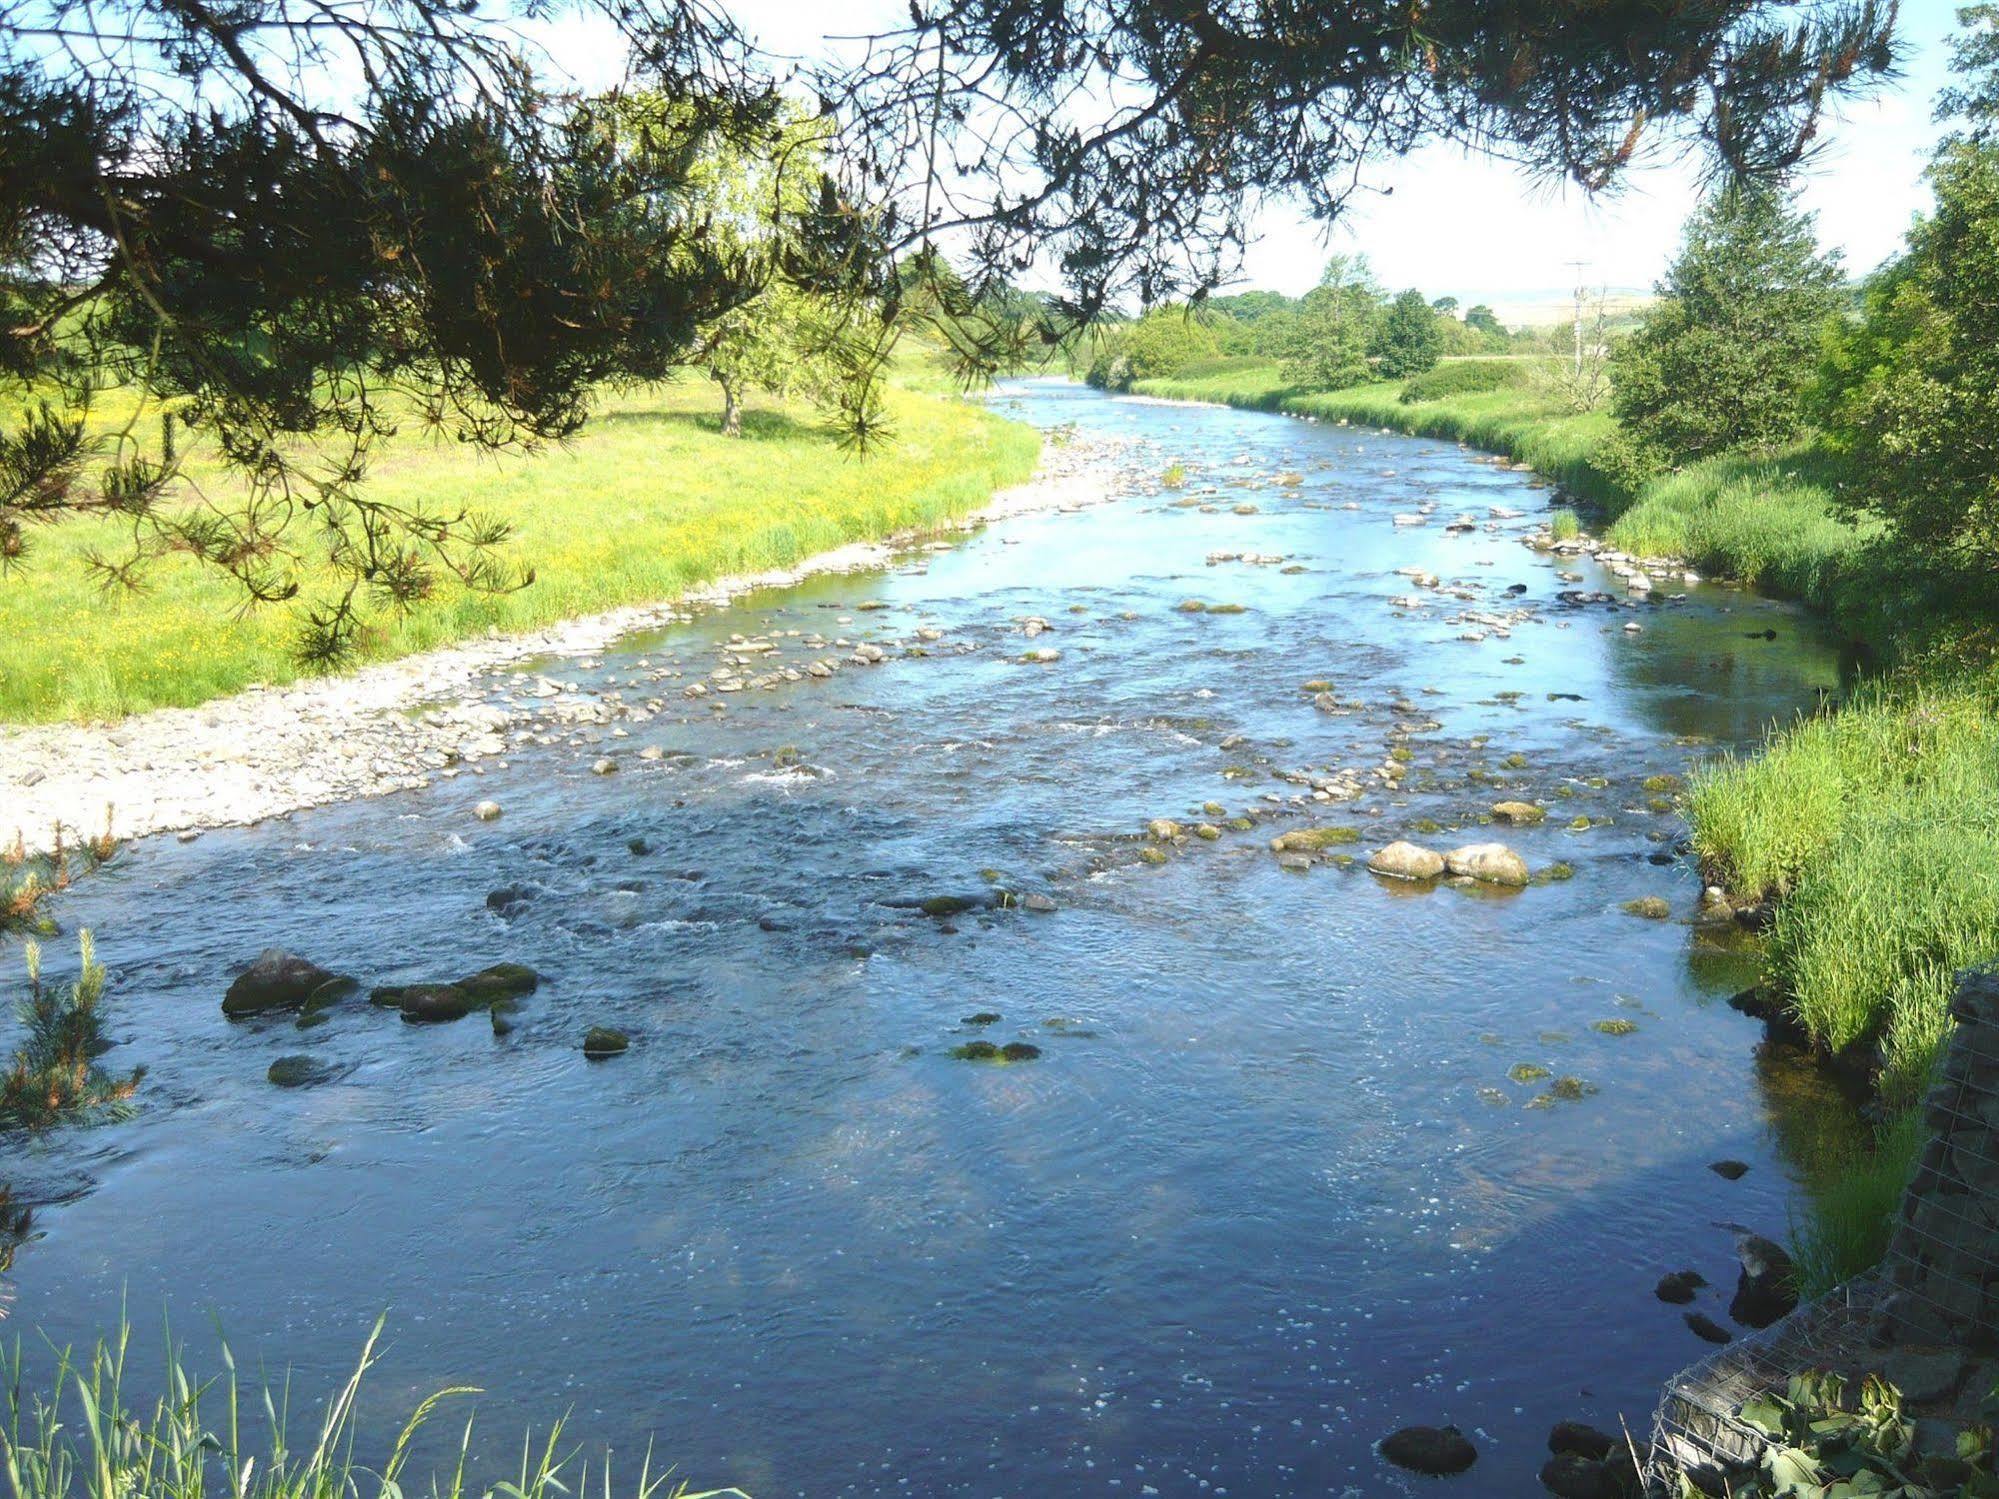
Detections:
583,1026,630,1058
1655,1269,1706,1304
223,949,352,1018
1491,801,1545,826
267,1054,340,1088
1368,841,1445,881
1379,1424,1478,1476
1444,843,1530,887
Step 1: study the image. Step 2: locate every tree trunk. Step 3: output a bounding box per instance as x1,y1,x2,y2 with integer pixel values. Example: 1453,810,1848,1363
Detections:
720,379,742,437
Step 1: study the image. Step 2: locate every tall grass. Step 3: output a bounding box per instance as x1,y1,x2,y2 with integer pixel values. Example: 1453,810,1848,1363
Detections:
1789,1108,1929,1301
1691,676,1999,1096
0,381,1038,724
0,1318,745,1499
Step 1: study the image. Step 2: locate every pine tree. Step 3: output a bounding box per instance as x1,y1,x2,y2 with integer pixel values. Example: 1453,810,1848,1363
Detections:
1611,181,1843,464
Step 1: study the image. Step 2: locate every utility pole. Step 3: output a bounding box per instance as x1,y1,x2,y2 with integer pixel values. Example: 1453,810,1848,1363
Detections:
1565,259,1590,379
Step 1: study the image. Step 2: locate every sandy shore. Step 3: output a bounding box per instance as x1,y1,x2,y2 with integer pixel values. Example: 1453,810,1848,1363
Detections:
2,434,1127,856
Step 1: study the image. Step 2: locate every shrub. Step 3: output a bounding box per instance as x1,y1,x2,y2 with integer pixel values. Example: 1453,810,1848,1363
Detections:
1547,507,1581,542
1397,360,1527,403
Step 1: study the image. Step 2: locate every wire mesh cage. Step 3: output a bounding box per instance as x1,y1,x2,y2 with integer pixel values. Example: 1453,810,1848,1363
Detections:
1645,964,1999,1492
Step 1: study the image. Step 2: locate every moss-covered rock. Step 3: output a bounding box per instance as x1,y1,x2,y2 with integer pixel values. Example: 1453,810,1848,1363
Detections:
582,1026,629,1059
1269,826,1360,852
1621,896,1672,920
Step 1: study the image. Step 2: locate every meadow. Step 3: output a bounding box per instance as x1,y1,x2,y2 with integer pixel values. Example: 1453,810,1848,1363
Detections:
0,380,1038,723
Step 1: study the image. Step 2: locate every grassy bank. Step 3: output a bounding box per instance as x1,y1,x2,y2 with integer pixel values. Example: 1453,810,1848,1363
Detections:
1133,360,1994,1293
0,382,1038,723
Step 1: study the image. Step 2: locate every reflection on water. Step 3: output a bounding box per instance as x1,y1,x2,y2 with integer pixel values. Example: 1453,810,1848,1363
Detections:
5,380,1861,1496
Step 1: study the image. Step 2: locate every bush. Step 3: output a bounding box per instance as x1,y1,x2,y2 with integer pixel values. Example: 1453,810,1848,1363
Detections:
1397,360,1527,403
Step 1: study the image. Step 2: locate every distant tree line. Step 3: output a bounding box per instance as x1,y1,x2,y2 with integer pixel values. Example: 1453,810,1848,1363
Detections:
1081,263,1523,394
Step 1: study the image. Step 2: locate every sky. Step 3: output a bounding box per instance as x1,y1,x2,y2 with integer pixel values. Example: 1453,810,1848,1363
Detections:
537,0,1968,321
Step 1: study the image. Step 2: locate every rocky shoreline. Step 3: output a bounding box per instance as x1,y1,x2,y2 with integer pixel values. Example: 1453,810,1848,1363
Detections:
2,433,1128,857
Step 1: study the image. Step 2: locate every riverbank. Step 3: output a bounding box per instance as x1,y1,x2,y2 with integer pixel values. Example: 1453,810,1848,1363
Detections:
1131,361,1998,1293
0,382,1039,725
1,426,1121,858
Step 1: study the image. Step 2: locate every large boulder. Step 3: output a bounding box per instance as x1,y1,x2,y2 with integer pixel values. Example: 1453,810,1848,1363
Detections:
1380,1424,1477,1476
1445,843,1530,886
223,950,350,1018
1368,841,1446,881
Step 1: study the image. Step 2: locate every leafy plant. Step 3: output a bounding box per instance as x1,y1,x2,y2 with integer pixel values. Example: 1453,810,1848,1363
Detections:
1689,1370,1999,1498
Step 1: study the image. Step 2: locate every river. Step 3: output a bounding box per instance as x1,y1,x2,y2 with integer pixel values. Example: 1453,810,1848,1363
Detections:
4,379,1859,1496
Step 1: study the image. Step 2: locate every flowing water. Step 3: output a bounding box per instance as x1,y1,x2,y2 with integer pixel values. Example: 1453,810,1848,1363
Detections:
6,381,1861,1495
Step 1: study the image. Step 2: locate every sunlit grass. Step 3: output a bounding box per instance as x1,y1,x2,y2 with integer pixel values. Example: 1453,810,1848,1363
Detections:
0,1316,746,1499
0,381,1038,723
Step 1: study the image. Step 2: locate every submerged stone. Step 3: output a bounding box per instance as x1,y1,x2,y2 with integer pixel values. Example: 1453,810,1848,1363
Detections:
1270,826,1360,852
1379,1424,1477,1476
1655,1270,1706,1304
266,1055,338,1088
1590,1018,1638,1036
962,1012,1002,1026
582,1026,630,1058
1621,896,1672,920
1508,1062,1552,1084
1685,1311,1733,1345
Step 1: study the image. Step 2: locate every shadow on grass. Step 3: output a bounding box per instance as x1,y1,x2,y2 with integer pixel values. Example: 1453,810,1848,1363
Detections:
591,405,827,444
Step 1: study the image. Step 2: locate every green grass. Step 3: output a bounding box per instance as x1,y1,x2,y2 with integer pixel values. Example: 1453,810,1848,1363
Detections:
1691,675,1999,1100
0,1317,743,1499
0,381,1038,723
1790,1108,1929,1300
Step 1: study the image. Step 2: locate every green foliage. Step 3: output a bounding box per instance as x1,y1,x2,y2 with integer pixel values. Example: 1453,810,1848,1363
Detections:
0,1317,746,1499
1,932,141,1132
1083,309,1222,391
1709,1368,1998,1498
1398,360,1527,403
1374,288,1445,379
1548,507,1581,543
1833,140,1999,570
1278,258,1385,392
1612,179,1843,465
